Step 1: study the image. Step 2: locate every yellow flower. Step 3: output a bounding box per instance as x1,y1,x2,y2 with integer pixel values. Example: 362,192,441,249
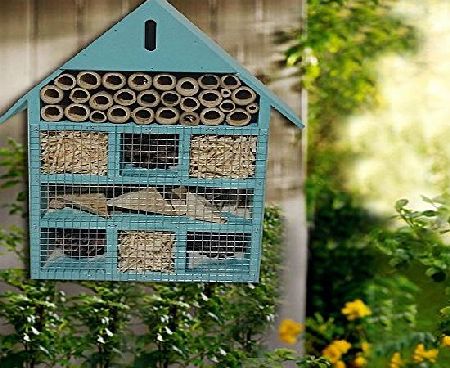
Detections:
341,299,372,321
334,361,346,368
278,319,303,345
353,356,367,367
390,352,403,368
334,340,352,354
361,342,370,354
442,335,450,347
413,344,439,363
322,340,352,363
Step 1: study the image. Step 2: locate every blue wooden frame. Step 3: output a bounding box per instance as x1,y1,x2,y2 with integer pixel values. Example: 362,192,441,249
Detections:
29,88,272,283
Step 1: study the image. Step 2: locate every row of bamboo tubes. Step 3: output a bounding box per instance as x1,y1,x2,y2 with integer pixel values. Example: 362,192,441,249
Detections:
40,71,259,126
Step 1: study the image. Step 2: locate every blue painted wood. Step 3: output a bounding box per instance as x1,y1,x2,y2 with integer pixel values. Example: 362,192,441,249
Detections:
39,121,260,135
249,98,272,280
39,174,257,188
63,1,235,73
35,269,254,283
29,89,43,279
40,209,253,231
107,226,118,277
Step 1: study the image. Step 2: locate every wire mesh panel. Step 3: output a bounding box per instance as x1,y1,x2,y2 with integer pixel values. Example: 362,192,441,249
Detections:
41,228,107,268
186,232,251,272
31,69,267,282
122,133,179,171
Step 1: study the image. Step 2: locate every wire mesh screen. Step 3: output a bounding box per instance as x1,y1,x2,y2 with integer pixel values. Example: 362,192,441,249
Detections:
32,70,265,282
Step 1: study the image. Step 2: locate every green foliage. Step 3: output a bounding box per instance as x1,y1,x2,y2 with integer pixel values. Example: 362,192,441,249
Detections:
375,196,450,340
0,271,75,368
244,349,330,368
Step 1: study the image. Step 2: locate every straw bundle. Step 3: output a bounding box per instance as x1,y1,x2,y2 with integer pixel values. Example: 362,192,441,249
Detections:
118,231,175,273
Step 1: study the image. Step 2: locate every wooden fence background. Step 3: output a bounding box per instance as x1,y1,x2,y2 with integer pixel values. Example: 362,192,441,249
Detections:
0,0,306,348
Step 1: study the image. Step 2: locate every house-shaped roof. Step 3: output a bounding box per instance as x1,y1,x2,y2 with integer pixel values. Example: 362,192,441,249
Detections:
0,0,303,128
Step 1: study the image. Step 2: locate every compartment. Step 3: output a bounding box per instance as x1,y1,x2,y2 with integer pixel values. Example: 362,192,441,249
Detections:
186,232,251,271
121,133,179,173
40,131,108,175
190,135,257,179
40,228,107,269
118,230,175,273
41,184,254,223
40,70,259,127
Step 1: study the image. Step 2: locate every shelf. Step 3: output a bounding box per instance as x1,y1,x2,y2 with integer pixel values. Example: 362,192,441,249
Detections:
38,121,261,135
40,208,253,231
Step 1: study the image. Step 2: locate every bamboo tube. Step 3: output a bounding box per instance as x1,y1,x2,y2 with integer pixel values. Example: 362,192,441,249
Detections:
153,74,177,91
132,107,155,125
41,105,63,122
77,71,101,90
137,90,160,107
155,107,180,125
180,111,200,126
40,85,64,104
219,99,236,113
231,87,257,106
161,91,181,107
226,108,251,126
198,74,220,90
69,88,91,104
54,73,77,90
198,90,222,108
200,108,224,126
176,77,199,96
128,73,152,91
180,97,200,112
220,75,241,90
65,104,90,122
102,72,126,90
89,92,114,111
221,89,232,98
113,89,136,106
107,105,131,124
246,103,259,114
90,110,107,123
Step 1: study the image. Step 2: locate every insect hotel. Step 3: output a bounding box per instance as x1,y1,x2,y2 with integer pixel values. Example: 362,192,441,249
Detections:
0,0,303,282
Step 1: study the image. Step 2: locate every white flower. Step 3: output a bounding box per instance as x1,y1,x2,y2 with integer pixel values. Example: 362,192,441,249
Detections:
219,348,226,356
165,327,173,335
97,336,105,344
105,328,113,337
23,334,30,342
201,293,208,301
26,315,36,323
157,334,163,342
31,327,40,335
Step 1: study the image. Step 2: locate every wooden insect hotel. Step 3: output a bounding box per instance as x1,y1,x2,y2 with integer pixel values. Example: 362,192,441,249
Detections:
0,0,303,282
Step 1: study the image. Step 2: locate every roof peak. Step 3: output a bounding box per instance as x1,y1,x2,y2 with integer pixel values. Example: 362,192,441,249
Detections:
0,0,303,128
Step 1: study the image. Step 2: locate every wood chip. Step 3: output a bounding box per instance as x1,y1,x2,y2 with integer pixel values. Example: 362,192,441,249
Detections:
118,231,175,273
60,193,109,217
41,131,108,175
189,135,257,178
107,188,176,215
